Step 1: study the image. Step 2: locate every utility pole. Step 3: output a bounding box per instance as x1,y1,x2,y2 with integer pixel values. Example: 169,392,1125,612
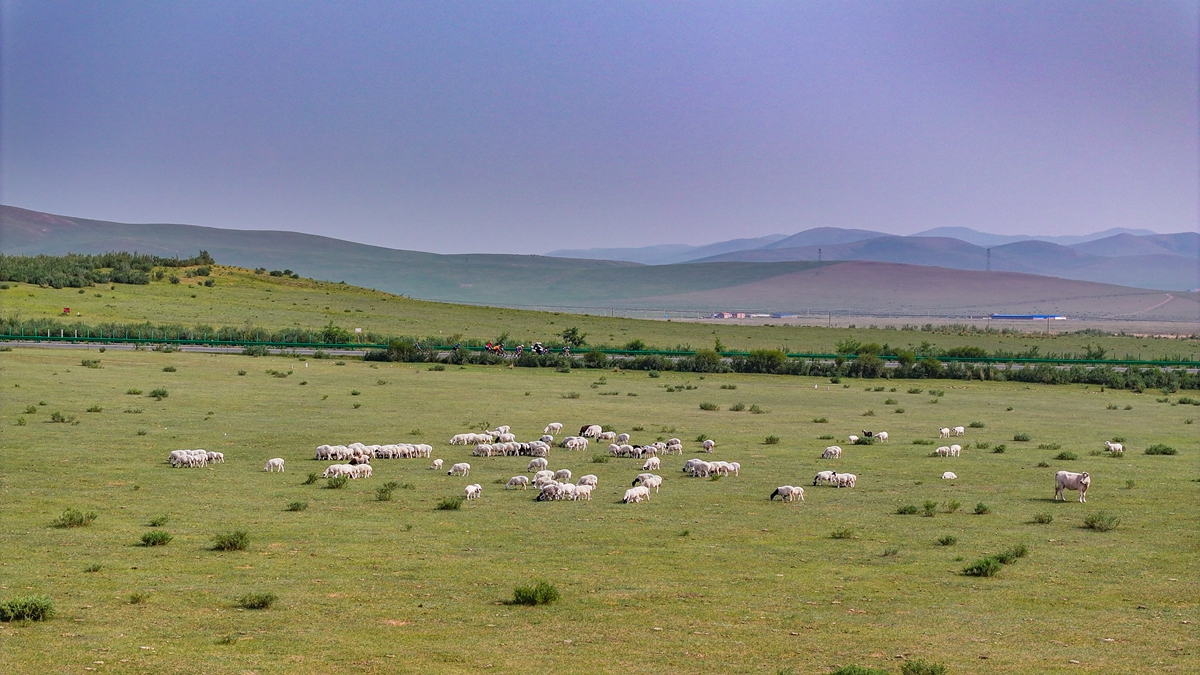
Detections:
986,248,991,271
818,248,822,262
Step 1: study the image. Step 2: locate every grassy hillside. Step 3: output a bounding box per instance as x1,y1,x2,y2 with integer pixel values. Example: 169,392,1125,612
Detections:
3,264,1198,360
0,348,1195,673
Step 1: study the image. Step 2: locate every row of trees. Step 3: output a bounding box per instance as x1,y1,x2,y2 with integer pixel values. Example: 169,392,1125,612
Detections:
0,251,215,288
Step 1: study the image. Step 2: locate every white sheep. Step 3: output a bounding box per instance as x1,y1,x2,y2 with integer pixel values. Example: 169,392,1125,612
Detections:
553,468,573,483
822,446,842,459
206,451,224,463
527,457,549,472
938,427,951,439
494,425,511,434
941,471,957,480
639,474,664,493
616,433,631,443
876,431,889,443
935,446,951,457
834,472,857,488
544,422,563,434
847,435,859,444
353,463,373,479
540,434,555,444
623,486,651,503
702,439,716,452
448,462,471,476
728,462,741,476
431,459,444,470
506,475,530,490
812,470,837,486
770,485,804,502
598,431,617,442
642,456,661,471
953,426,965,437
574,484,594,501
465,483,482,500
582,425,603,437
263,458,285,472
576,474,598,487
949,444,962,457
1104,441,1124,454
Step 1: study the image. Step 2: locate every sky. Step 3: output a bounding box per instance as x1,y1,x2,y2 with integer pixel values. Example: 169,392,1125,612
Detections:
2,1,1197,255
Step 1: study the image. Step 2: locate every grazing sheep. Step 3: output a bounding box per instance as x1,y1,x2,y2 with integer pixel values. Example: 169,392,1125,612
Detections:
353,463,373,479
616,433,631,443
1104,441,1124,455
323,463,353,478
577,474,599,487
494,426,510,435
942,471,957,480
506,476,530,490
702,439,716,452
527,457,549,472
949,444,962,457
206,451,225,463
553,468,573,483
822,446,842,459
935,446,951,457
1055,471,1091,502
728,461,741,476
540,434,555,444
812,470,837,486
642,456,661,471
465,484,482,500
847,435,859,444
431,459,444,470
770,485,804,502
640,474,664,493
953,426,965,437
582,425,603,438
448,462,471,476
938,427,951,439
834,472,857,488
598,431,617,442
876,431,889,443
623,486,651,503
544,422,563,434
574,484,594,501
263,457,285,472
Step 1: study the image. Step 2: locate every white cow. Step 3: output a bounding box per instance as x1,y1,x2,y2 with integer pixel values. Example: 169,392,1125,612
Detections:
770,485,804,502
1055,471,1091,502
942,471,957,480
263,457,285,472
448,462,471,476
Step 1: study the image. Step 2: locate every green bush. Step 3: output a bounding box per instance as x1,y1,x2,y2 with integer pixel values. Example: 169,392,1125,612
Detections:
1013,432,1031,441
912,439,933,445
1054,451,1078,461
944,499,961,514
591,455,610,464
376,481,400,501
1037,442,1061,450
994,544,1029,564
126,388,142,395
303,472,319,485
828,667,890,675
1144,444,1177,455
148,388,168,400
81,359,102,369
994,443,1008,453
974,502,991,515
148,514,169,527
907,388,923,394
749,404,766,414
1084,511,1121,532
968,421,985,428
895,505,919,515
140,530,172,547
1032,512,1053,524
236,592,277,610
719,384,737,390
729,402,746,411
936,535,957,546
212,530,249,551
963,556,1003,577
52,508,97,528
511,580,560,606
285,501,308,512
699,402,719,411
811,417,828,423
562,392,581,399
763,435,780,445
162,366,176,372
436,496,465,510
922,500,938,517
831,527,854,539
901,659,949,675
86,405,102,413
0,595,55,622
326,475,349,489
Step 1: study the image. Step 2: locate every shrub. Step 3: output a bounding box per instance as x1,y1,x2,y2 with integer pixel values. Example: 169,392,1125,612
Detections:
1110,436,1126,443
24,405,37,414
1054,451,1078,461
52,508,97,528
126,388,142,395
895,505,919,515
828,667,890,675
140,530,172,547
86,405,102,413
936,535,957,546
884,398,897,405
764,435,780,445
818,434,835,440
994,544,1029,564
699,402,719,411
830,527,854,539
286,501,308,512
236,592,277,610
968,421,985,428
895,407,905,413
1013,432,1031,441
1083,511,1121,532
901,659,949,675
0,595,56,622
729,402,746,411
882,547,899,557
162,366,176,372
1036,461,1050,467
720,384,737,390
749,404,766,414
944,499,961,513
811,417,828,423
83,564,102,573
1145,444,1177,455
922,500,938,517
81,359,102,369
974,502,991,515
326,475,349,489
436,496,465,510
853,436,875,445
429,364,446,371
912,439,933,445
974,441,990,450
303,472,319,485
212,530,249,551
511,580,560,606
376,481,400,501
591,455,610,464
963,556,1003,577
562,392,581,399
49,411,73,423
907,388,923,394
149,388,168,400
148,514,169,527
1033,512,1053,524
1038,442,1061,450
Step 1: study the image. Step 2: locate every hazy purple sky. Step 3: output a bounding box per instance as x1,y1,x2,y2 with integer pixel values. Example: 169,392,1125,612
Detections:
2,1,1197,254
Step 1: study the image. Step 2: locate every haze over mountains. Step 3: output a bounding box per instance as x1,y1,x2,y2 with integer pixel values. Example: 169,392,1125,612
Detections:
2,205,1197,321
550,226,1199,292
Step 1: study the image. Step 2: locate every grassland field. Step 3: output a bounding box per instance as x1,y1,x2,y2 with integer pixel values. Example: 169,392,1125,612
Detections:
3,265,1198,361
0,344,1196,674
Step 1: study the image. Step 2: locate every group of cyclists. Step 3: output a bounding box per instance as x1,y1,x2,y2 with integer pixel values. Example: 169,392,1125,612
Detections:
460,341,570,358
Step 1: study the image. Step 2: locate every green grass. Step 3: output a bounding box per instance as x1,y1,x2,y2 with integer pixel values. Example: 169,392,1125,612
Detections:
510,580,560,606
0,595,56,622
235,592,277,610
0,346,1194,672
139,530,173,546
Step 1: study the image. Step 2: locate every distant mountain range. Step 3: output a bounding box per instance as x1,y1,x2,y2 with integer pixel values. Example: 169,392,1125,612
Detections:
549,226,1199,291
2,205,1197,320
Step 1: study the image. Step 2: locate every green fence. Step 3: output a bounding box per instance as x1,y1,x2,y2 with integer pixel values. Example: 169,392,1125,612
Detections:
3,332,1197,368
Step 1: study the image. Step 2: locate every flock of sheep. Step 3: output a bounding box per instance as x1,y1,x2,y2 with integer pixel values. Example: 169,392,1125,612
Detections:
168,449,224,468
